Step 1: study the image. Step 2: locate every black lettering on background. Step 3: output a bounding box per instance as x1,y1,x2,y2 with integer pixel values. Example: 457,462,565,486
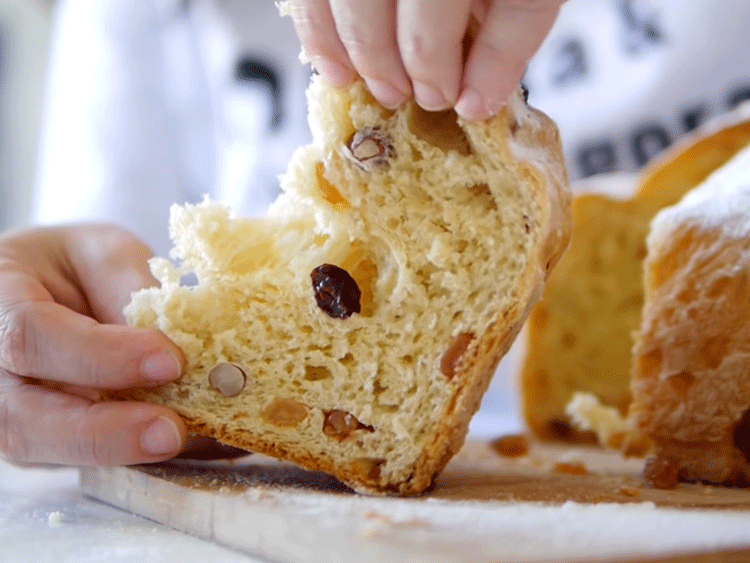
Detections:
681,105,708,133
235,56,283,130
632,124,670,166
577,141,617,178
727,84,750,109
617,0,663,55
552,38,587,86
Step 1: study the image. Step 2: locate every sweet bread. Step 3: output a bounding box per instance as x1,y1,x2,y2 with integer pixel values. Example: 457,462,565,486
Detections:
520,114,750,442
631,142,750,484
114,76,570,495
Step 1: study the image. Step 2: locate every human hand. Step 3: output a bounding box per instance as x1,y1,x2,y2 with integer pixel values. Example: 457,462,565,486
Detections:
0,225,188,466
286,0,566,120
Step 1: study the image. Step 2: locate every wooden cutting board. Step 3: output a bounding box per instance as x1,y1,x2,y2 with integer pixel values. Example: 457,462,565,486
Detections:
80,440,750,563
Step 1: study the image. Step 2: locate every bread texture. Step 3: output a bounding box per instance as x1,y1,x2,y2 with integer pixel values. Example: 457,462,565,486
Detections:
520,115,750,442
116,76,571,495
631,142,750,484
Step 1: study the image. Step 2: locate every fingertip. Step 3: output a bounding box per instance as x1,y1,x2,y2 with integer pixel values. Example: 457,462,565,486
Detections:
139,415,186,458
455,84,511,121
140,349,183,383
311,56,356,88
364,78,409,109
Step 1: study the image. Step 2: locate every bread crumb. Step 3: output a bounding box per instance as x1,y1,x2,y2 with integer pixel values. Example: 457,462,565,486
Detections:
47,511,64,528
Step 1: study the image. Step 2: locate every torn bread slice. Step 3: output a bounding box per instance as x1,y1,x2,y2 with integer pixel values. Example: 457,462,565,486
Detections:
114,76,570,495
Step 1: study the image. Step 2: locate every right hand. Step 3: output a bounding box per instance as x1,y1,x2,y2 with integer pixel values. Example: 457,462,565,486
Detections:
0,224,188,467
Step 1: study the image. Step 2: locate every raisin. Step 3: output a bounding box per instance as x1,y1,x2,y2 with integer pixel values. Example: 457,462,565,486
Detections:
643,456,679,489
490,434,529,458
323,409,374,441
311,264,362,319
520,83,529,102
733,408,750,463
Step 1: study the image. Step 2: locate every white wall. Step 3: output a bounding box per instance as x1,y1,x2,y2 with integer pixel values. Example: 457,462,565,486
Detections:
0,0,52,229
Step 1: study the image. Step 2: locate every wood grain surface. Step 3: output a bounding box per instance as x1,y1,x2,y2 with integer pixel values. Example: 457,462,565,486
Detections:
80,440,750,563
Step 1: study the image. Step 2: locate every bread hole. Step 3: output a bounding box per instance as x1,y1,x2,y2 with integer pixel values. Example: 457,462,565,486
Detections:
339,353,355,367
262,398,308,427
177,389,191,400
350,458,385,482
440,332,474,379
675,285,698,304
637,347,663,380
400,355,414,366
300,325,313,335
407,105,471,155
179,272,199,287
667,370,696,398
314,162,350,211
468,183,497,212
373,379,388,396
374,195,386,207
387,218,400,230
339,242,379,317
323,409,374,441
732,408,750,463
304,365,332,381
560,332,576,350
707,276,733,299
696,335,730,370
284,364,294,375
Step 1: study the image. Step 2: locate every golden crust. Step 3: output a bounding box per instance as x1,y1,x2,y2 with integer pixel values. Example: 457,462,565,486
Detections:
520,111,750,445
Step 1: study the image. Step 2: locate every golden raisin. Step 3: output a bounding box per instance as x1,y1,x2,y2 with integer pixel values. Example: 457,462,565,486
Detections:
440,332,474,379
490,434,529,458
323,409,373,441
554,462,588,475
262,398,308,427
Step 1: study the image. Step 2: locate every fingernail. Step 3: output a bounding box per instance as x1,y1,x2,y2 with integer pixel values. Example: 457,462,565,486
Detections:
456,86,489,120
365,79,407,108
141,417,182,455
141,350,181,381
456,86,502,121
311,56,355,88
412,81,450,111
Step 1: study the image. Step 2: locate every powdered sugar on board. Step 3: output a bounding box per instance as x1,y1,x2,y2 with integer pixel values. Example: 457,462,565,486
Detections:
79,441,750,563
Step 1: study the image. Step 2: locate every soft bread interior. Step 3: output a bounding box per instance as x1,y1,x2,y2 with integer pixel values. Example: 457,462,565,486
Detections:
122,77,569,494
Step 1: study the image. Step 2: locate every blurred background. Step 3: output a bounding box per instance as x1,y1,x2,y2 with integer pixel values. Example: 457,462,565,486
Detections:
0,0,51,230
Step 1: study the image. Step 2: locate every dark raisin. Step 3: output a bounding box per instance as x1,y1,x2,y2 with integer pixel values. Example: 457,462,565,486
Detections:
643,456,679,489
733,408,750,463
311,264,362,319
